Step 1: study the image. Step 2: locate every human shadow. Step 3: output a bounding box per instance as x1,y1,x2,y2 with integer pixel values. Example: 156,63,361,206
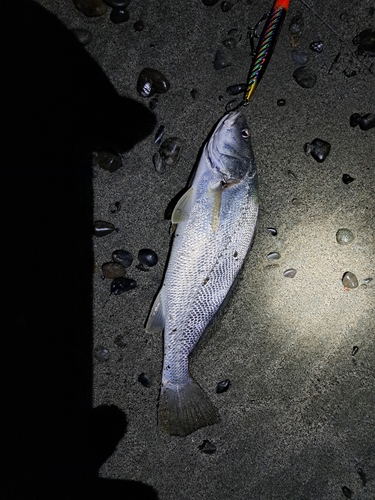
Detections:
2,1,157,498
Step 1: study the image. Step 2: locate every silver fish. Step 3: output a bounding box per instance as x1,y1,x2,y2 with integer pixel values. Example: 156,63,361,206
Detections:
146,111,258,436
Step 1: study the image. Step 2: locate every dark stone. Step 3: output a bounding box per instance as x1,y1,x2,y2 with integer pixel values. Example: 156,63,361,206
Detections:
222,37,236,50
138,372,151,387
216,379,230,393
342,486,352,498
71,28,92,45
73,0,108,17
221,1,234,12
349,113,362,127
134,20,144,31
213,50,231,70
154,125,165,145
110,8,130,24
95,149,123,172
102,262,126,279
198,440,216,454
112,249,133,268
309,41,323,53
202,0,220,5
277,99,286,106
342,174,355,184
137,68,170,97
93,220,116,237
293,66,317,88
353,29,375,56
159,137,182,166
226,83,246,96
305,138,331,162
359,113,375,130
138,249,158,268
110,277,137,295
103,0,130,8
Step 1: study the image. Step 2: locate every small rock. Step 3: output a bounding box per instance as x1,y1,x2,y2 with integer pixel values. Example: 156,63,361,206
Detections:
73,0,108,17
357,467,367,486
102,262,126,279
343,68,357,78
138,372,151,387
222,37,236,50
95,149,122,173
287,169,297,179
226,83,246,96
267,252,280,260
109,201,121,214
94,346,110,362
71,28,93,45
112,249,133,268
342,272,358,289
216,379,230,393
137,249,158,270
159,138,182,166
342,174,355,184
149,97,158,109
363,277,373,284
134,20,144,31
292,198,303,208
342,486,352,499
221,1,234,12
359,113,375,131
110,277,137,295
304,138,331,162
349,113,362,127
93,220,116,237
277,99,286,106
110,8,130,24
267,227,278,236
202,0,220,5
198,440,216,454
336,228,354,245
103,0,130,8
293,66,317,88
291,49,308,65
153,151,165,173
154,125,165,145
309,41,323,53
351,346,359,356
137,68,170,98
213,50,231,70
283,268,297,278
190,89,198,99
353,29,375,56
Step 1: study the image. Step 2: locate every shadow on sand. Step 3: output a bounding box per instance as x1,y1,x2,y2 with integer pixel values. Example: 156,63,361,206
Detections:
2,1,157,498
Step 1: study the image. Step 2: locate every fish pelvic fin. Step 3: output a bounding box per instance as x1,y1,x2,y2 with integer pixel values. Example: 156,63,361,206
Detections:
158,378,220,436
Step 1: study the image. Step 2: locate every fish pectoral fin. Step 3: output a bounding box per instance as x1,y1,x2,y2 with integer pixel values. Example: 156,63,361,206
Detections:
145,290,165,333
209,182,223,233
171,187,194,224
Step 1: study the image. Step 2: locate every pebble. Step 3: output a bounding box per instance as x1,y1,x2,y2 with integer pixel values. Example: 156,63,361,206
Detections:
154,125,165,145
267,227,278,236
226,84,246,96
149,98,158,110
221,1,234,12
114,335,126,347
137,248,158,270
277,99,286,106
109,201,121,214
71,28,93,45
357,467,367,486
153,152,165,173
138,372,151,387
110,8,130,24
336,228,354,245
198,440,216,454
93,220,116,237
283,268,297,278
309,41,323,53
349,113,362,127
202,0,220,5
73,0,108,17
292,198,303,208
291,49,308,66
112,249,133,268
137,68,170,98
267,252,280,260
342,272,358,289
363,277,373,284
95,149,122,173
213,50,231,70
94,346,110,362
342,174,355,184
103,0,130,7
343,68,357,78
359,113,375,131
110,277,137,294
190,89,198,99
304,138,331,162
222,37,236,50
342,486,352,499
351,346,359,356
353,29,375,56
216,379,230,393
293,67,317,88
102,262,126,279
288,169,297,179
134,20,144,31
159,138,182,166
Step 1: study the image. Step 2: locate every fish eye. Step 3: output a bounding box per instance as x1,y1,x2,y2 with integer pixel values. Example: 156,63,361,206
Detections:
241,128,250,139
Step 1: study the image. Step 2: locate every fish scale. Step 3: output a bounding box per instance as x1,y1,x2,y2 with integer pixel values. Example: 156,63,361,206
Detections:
146,111,258,436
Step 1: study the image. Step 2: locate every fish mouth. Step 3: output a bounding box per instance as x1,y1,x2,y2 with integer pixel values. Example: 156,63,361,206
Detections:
222,110,244,129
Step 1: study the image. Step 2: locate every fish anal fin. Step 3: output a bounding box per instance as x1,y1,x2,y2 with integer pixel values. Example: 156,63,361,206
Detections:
145,290,165,333
171,187,194,224
158,378,220,436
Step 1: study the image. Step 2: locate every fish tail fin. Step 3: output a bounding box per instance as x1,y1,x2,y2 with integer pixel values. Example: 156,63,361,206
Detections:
158,378,220,436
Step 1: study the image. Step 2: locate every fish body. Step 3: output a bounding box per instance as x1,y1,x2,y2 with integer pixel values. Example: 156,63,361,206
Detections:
146,111,258,436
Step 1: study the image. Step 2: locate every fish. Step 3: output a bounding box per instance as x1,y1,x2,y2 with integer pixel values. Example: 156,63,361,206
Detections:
145,110,258,436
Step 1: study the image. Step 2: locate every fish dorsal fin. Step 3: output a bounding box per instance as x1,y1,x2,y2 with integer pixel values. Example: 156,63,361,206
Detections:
145,290,165,333
209,182,223,233
171,187,194,224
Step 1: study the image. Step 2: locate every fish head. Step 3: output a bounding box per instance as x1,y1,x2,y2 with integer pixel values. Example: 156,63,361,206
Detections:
207,111,255,183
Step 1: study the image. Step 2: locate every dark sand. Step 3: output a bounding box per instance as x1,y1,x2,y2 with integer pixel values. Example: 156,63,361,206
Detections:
3,1,374,498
